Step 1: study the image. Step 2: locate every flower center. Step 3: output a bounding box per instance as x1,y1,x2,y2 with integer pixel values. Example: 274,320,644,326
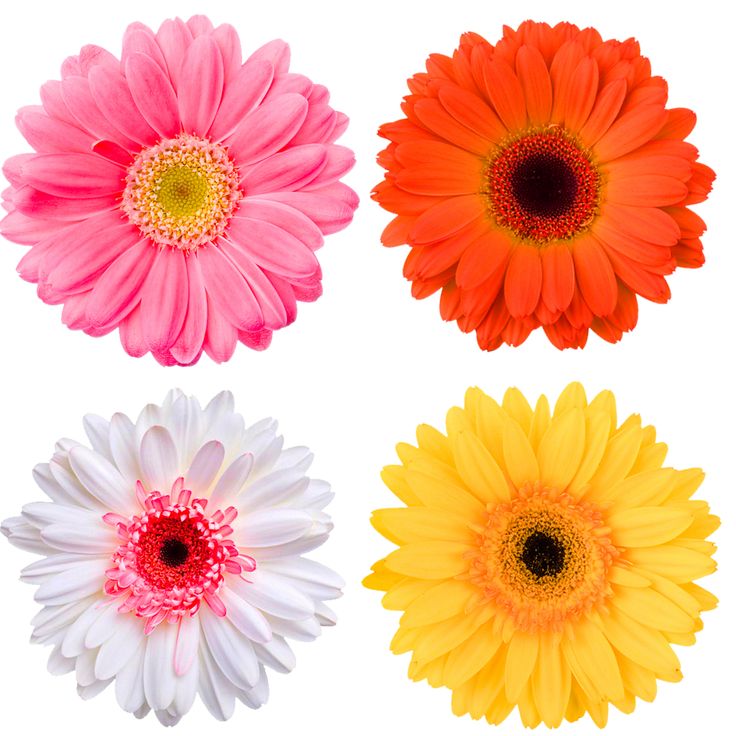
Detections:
122,133,242,252
485,129,600,244
103,478,256,633
467,483,617,632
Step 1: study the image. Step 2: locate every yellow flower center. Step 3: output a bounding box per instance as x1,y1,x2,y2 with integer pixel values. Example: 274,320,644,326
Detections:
122,133,242,251
468,482,617,632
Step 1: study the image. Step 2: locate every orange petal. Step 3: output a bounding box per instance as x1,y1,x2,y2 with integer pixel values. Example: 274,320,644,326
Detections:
549,40,586,123
594,104,668,162
409,195,484,243
572,235,617,316
381,215,414,246
515,45,552,126
482,59,527,132
564,58,599,132
579,78,627,147
379,118,438,144
396,140,482,169
413,98,493,156
437,84,506,143
600,246,672,302
593,203,680,246
456,229,513,289
396,164,481,197
606,175,688,207
372,181,440,215
504,244,542,317
440,280,462,320
540,244,575,311
654,108,696,141
566,284,594,329
603,154,691,181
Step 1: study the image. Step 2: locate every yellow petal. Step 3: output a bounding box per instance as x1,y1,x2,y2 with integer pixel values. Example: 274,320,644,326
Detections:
608,564,651,588
405,468,485,519
532,634,570,727
616,652,657,701
646,574,701,618
502,387,533,432
568,410,610,495
390,625,420,654
384,541,470,579
565,679,587,722
502,418,540,488
401,579,478,627
584,424,642,502
608,468,677,508
381,465,420,505
446,405,474,436
528,395,550,451
452,429,512,503
451,675,475,716
362,560,404,591
381,577,435,610
415,423,453,464
537,409,585,490
444,621,502,689
473,390,508,470
517,680,542,727
486,688,515,725
667,468,705,501
413,606,491,662
371,507,475,544
554,382,587,414
682,582,718,611
625,545,716,583
504,631,539,702
630,442,668,475
600,608,681,676
566,617,624,700
611,585,697,633
609,505,693,547
588,389,617,432
470,647,506,718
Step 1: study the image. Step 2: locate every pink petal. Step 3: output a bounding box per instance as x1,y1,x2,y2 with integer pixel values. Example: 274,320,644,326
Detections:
170,254,207,365
266,274,297,324
247,39,290,74
327,112,349,143
227,217,319,278
12,185,116,221
301,144,355,191
198,244,263,331
16,108,93,154
125,52,180,138
289,103,336,147
208,59,273,141
239,329,273,351
19,153,124,198
77,44,118,75
264,73,312,100
308,85,330,105
187,15,214,36
227,93,308,165
61,77,138,150
212,24,242,81
40,81,78,126
88,65,158,146
61,55,81,79
0,209,62,245
92,140,133,166
140,249,188,351
178,36,224,136
119,305,148,358
47,222,141,293
260,182,358,234
242,144,327,195
291,270,323,302
237,198,323,251
85,238,156,329
3,153,35,186
16,223,77,281
61,292,90,330
155,18,193,92
203,292,237,363
218,240,288,328
122,23,167,72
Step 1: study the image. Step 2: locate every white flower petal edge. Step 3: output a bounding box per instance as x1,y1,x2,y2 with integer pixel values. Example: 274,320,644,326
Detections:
2,390,343,726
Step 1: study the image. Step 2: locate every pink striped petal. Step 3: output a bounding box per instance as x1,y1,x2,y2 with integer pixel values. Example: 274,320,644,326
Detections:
125,52,180,138
227,217,319,278
242,144,327,195
85,238,156,329
16,109,93,154
119,305,147,357
19,153,124,198
140,249,188,351
12,185,117,221
87,65,158,146
179,36,224,136
198,244,263,331
212,24,242,81
237,198,323,251
122,23,167,72
218,240,288,328
203,292,237,363
0,209,62,245
247,39,290,74
227,94,308,165
154,19,192,92
301,145,355,190
208,59,273,141
260,181,358,234
170,254,207,364
289,103,336,147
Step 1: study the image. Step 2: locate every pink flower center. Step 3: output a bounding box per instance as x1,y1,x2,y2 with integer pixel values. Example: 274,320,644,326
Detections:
103,478,255,633
121,133,242,252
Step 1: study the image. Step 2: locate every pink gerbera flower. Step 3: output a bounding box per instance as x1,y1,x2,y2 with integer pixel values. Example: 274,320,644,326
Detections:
1,15,358,365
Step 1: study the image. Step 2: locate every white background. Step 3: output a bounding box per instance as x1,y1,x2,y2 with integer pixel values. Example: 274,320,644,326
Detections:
0,0,732,732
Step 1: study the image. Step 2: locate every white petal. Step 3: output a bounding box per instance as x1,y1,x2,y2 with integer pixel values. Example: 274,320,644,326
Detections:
238,508,314,548
61,598,109,657
162,388,186,411
115,640,146,713
253,635,295,673
198,642,236,721
294,478,334,509
75,646,98,686
47,645,76,675
200,606,259,689
68,446,132,511
22,553,97,583
172,654,199,717
109,412,141,483
221,586,272,643
2,516,53,554
22,501,101,528
174,614,200,676
134,403,163,447
209,452,253,507
155,709,182,726
250,435,284,479
266,614,321,641
32,597,93,639
36,559,107,606
250,531,331,560
315,601,337,626
140,426,180,491
143,620,178,711
185,440,225,495
238,664,269,709
41,522,116,554
273,445,313,472
263,557,344,600
85,601,123,648
134,704,151,719
48,460,101,510
167,395,205,467
32,463,78,506
78,677,112,700
231,569,314,620
237,469,308,512
83,414,113,461
95,614,144,680
204,391,235,427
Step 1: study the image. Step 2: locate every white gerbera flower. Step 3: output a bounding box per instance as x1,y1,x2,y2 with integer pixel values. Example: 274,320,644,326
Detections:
1,390,342,725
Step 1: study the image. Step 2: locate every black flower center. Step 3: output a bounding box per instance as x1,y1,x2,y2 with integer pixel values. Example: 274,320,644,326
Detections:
159,537,189,568
510,153,579,218
521,530,566,578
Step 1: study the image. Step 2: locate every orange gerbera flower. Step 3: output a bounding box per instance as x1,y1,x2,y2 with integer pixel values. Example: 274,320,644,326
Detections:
373,21,714,350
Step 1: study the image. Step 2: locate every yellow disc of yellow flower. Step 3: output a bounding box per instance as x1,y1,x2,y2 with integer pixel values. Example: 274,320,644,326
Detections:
364,383,719,728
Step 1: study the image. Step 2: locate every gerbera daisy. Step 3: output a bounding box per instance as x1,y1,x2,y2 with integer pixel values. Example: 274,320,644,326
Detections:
1,15,358,365
373,21,713,350
365,383,718,727
2,390,342,724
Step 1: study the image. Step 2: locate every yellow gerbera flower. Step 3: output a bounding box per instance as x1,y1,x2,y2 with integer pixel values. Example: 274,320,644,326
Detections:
364,383,719,728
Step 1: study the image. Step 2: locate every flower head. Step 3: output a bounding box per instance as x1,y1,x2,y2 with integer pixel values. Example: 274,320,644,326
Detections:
1,15,358,365
2,390,342,724
365,383,718,727
373,21,714,350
